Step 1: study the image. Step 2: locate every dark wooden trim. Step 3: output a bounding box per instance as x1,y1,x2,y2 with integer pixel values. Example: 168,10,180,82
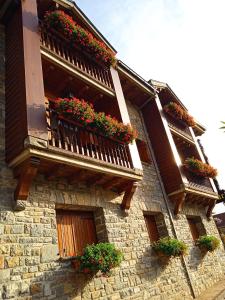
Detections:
14,157,40,203
206,200,216,219
121,181,138,210
21,0,47,140
172,192,186,215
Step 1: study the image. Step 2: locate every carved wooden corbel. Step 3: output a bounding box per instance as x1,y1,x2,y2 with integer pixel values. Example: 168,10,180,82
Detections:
206,200,216,219
14,157,40,210
121,181,138,210
173,192,186,215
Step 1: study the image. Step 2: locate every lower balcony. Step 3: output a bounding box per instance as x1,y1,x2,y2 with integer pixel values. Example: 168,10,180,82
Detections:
10,111,143,212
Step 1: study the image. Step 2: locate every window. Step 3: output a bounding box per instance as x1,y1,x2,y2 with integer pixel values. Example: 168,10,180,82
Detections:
187,216,205,241
144,215,160,242
136,139,151,164
56,210,97,257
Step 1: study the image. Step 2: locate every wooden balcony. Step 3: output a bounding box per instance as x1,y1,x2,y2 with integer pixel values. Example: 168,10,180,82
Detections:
142,96,218,218
47,109,133,170
166,114,194,143
39,23,115,93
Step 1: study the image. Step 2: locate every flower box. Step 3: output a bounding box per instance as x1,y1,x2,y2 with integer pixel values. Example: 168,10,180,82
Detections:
196,235,220,253
163,102,195,127
152,237,188,261
75,242,123,276
184,158,217,178
49,97,138,144
43,10,116,67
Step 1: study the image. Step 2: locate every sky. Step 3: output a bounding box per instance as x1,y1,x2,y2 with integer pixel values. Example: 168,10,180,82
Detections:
76,0,225,213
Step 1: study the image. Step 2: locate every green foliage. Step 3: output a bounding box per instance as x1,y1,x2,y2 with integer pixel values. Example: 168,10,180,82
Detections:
220,121,225,131
196,235,220,252
152,237,188,257
76,243,123,275
184,157,217,178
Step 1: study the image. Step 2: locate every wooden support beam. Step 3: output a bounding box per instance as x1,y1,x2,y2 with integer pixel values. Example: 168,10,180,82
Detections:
14,157,40,210
68,169,87,185
121,182,138,210
21,0,48,140
45,165,61,181
206,200,216,219
86,174,105,187
102,177,121,190
173,192,186,215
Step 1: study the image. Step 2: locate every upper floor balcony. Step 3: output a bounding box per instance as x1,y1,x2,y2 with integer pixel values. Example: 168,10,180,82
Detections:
39,23,115,94
3,0,143,211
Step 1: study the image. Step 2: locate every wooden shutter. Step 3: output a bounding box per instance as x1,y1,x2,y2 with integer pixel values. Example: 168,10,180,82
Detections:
144,215,159,242
187,218,199,241
136,139,151,164
56,210,97,257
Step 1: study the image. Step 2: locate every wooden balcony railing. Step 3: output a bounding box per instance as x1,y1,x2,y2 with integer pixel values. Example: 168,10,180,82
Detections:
40,23,114,91
166,115,193,140
184,170,215,194
47,109,133,169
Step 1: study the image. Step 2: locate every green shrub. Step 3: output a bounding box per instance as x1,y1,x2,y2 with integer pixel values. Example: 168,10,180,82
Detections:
152,237,188,257
196,235,220,252
76,243,123,275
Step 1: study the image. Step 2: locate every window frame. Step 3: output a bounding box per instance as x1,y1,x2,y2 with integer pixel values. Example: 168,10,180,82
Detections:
136,139,151,164
144,214,160,243
56,209,98,258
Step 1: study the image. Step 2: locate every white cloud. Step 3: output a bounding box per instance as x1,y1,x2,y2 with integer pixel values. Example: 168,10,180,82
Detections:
76,0,225,212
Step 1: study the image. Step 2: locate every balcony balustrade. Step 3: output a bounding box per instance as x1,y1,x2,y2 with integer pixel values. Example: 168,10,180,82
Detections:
47,108,133,170
40,23,114,91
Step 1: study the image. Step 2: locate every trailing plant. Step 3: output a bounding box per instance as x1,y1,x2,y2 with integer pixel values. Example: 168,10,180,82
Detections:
76,243,123,275
49,97,138,144
184,157,218,178
196,235,220,252
44,10,116,66
152,237,188,258
163,102,195,127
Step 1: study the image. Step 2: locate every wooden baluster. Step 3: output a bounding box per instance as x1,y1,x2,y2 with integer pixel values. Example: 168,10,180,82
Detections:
106,139,113,164
79,128,85,155
73,126,79,154
110,141,117,165
120,144,127,167
100,136,107,162
63,122,69,151
93,134,99,160
89,132,96,158
68,124,74,152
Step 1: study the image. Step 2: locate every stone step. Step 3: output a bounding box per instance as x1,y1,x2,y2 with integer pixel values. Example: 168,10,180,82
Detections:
196,278,225,300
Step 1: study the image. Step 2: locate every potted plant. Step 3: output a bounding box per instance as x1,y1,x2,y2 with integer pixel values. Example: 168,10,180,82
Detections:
43,10,116,66
163,102,195,127
74,242,123,276
49,97,138,144
184,157,218,178
152,237,188,263
196,235,220,253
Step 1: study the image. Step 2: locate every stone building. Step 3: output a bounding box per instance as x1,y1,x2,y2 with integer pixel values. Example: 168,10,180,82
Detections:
0,0,224,299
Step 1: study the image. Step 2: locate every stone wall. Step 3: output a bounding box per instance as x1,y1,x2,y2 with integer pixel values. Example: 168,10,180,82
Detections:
0,23,225,300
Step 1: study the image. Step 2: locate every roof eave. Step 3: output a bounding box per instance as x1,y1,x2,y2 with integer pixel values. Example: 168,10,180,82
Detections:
118,60,156,96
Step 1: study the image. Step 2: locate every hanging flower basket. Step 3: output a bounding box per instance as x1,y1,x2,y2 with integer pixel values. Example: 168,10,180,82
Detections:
49,97,138,144
163,102,195,127
74,243,123,276
196,235,220,253
184,158,217,178
152,237,188,262
43,10,116,67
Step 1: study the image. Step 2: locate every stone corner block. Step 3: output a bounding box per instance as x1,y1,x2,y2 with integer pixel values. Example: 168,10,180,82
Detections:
41,244,58,263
